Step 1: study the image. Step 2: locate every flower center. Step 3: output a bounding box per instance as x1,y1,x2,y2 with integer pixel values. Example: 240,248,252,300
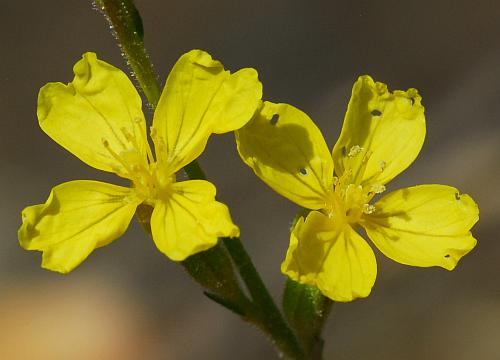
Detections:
101,125,175,204
130,160,175,203
325,145,385,224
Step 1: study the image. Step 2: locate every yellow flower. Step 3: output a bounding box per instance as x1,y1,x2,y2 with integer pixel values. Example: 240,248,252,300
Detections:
19,50,262,273
236,75,478,302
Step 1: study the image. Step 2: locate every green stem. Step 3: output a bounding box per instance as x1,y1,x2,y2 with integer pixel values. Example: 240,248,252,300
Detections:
94,0,161,107
224,238,304,359
94,1,304,359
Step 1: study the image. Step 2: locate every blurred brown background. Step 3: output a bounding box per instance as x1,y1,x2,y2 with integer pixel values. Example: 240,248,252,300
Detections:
1,1,499,359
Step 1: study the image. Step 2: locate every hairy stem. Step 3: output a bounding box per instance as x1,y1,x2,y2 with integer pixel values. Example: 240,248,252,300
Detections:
94,0,161,107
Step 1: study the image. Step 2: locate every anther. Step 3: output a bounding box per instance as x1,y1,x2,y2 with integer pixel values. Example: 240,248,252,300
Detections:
379,160,386,171
370,184,386,194
101,137,136,177
363,204,376,214
121,127,131,137
344,169,353,179
121,127,132,140
150,126,167,163
348,145,364,157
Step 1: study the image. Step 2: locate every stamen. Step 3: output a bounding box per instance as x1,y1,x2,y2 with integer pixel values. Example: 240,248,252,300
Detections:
352,150,372,185
121,125,155,165
150,127,166,163
133,119,155,164
101,138,135,177
379,160,386,172
363,204,376,214
144,141,155,165
370,184,386,194
121,127,138,146
348,145,364,157
335,169,353,196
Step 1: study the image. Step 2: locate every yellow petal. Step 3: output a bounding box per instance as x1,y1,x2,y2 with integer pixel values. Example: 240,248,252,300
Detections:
37,52,149,177
363,185,478,270
18,181,141,273
332,75,425,186
150,180,239,261
282,211,377,302
236,102,333,210
153,50,262,172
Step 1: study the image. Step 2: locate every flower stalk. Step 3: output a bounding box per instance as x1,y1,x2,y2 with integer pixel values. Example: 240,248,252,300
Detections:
223,237,305,358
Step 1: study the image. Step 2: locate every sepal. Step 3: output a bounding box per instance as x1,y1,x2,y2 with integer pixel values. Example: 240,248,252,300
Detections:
136,204,249,307
282,278,333,357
